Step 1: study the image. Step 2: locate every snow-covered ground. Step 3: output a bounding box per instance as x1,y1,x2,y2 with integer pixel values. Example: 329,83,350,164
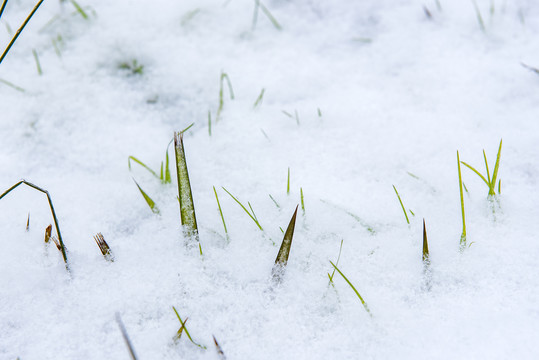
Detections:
1,0,539,358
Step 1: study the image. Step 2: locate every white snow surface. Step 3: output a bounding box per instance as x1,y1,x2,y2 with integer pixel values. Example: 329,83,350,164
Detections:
1,0,539,359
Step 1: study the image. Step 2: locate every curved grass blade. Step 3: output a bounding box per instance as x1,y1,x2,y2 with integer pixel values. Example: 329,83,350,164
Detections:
128,156,160,179
490,139,503,196
172,307,207,349
222,187,263,231
460,161,489,187
272,206,298,282
329,261,371,316
422,219,429,264
392,185,409,225
0,180,68,265
132,179,159,214
174,131,199,241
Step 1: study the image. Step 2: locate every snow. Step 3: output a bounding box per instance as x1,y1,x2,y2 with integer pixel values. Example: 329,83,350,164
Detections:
1,0,539,358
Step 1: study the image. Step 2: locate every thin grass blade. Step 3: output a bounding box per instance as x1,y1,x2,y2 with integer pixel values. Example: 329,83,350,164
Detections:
133,179,159,214
329,261,371,316
213,186,228,239
128,156,160,180
115,313,138,360
460,161,489,186
457,151,467,250
490,139,503,196
422,219,429,264
172,307,207,349
392,185,410,225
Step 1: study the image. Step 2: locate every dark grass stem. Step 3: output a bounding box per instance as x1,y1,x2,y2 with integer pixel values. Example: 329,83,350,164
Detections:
0,0,45,65
0,180,68,265
0,1,8,21
115,313,138,360
272,206,299,282
213,336,226,360
392,185,410,225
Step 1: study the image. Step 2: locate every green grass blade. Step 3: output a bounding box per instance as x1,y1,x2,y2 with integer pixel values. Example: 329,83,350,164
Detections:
216,72,235,121
457,151,467,250
329,261,371,316
164,139,173,184
174,132,199,241
208,110,212,136
471,0,485,32
269,194,280,209
213,186,228,239
320,199,375,234
0,78,25,92
133,179,159,214
392,185,410,225
222,187,263,231
490,139,503,196
483,149,491,185
212,336,226,360
253,88,265,108
498,179,501,194
460,161,489,186
287,167,290,195
115,313,139,360
300,187,305,215
128,156,160,180
172,307,207,349
70,0,89,19
259,1,282,30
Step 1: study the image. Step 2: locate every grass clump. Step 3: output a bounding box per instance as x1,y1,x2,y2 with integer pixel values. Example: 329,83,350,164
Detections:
272,206,299,282
0,180,68,265
128,139,173,184
460,139,502,198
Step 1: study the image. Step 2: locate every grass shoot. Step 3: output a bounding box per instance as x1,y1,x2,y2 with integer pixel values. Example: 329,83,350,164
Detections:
321,199,376,234
26,212,30,231
128,139,173,184
222,187,263,231
216,72,234,121
119,59,144,75
132,179,160,214
0,180,68,265
471,0,486,32
460,139,502,198
287,167,290,195
272,206,299,282
252,0,282,30
329,261,371,316
213,186,229,240
69,0,89,20
392,185,410,225
32,49,42,75
172,306,207,349
457,151,467,250
174,131,199,243
44,224,52,243
0,77,25,92
0,0,45,65
94,233,114,261
300,187,305,215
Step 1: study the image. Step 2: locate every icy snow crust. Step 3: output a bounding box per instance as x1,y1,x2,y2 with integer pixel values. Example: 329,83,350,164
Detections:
1,0,539,359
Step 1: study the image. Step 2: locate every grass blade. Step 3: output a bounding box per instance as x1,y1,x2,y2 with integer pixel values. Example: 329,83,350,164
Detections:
259,1,282,30
216,72,234,121
26,212,30,231
460,161,489,186
253,88,265,108
328,239,344,285
213,186,228,240
115,313,138,360
392,185,410,225
0,180,68,265
222,187,263,231
172,307,207,349
32,49,42,75
320,199,375,234
128,156,160,180
269,194,280,209
0,0,44,65
44,224,51,243
300,187,305,215
457,151,467,250
483,150,491,185
422,219,429,264
329,261,371,316
132,179,159,214
272,206,299,281
174,131,199,242
0,1,7,21
490,139,503,196
69,0,89,20
0,78,25,92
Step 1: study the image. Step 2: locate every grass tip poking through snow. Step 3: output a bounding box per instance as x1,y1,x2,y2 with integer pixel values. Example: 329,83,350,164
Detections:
272,205,299,284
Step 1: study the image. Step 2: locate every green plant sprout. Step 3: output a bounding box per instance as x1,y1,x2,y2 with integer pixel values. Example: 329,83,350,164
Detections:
327,239,344,287
132,179,159,214
208,110,212,136
118,59,144,75
392,185,410,225
216,71,234,121
254,88,265,108
460,139,502,198
180,8,200,26
69,0,89,20
471,0,486,32
252,0,282,30
0,0,45,65
287,167,290,195
422,219,429,265
172,307,207,349
320,199,376,234
300,187,305,215
222,187,263,231
174,130,199,244
213,186,228,241
272,206,299,282
329,261,371,316
269,194,280,209
0,180,68,266
457,151,467,250
0,77,25,92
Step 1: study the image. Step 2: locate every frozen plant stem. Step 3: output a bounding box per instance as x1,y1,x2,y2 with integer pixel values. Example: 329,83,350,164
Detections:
392,185,410,224
457,151,467,250
222,187,263,231
0,0,45,65
0,180,68,265
174,131,200,243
